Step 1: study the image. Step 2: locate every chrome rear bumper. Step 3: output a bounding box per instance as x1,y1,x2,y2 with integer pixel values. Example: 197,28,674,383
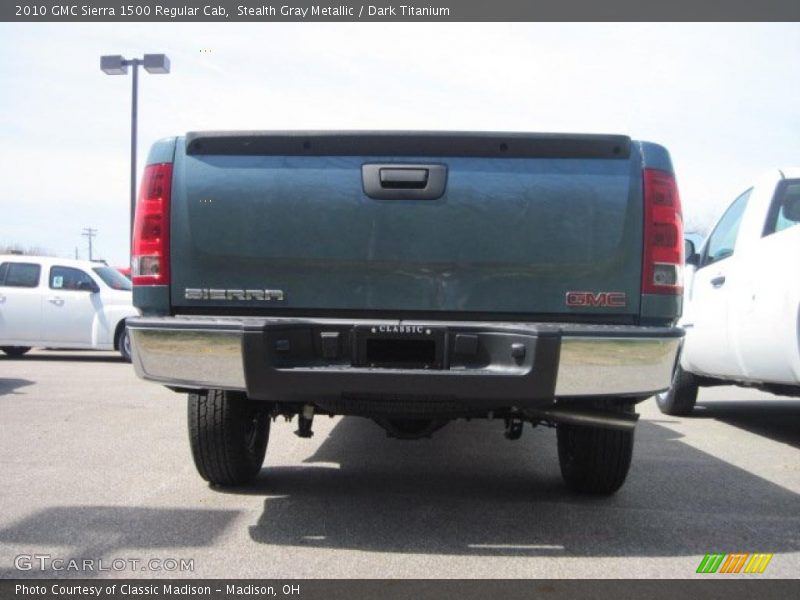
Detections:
128,316,681,403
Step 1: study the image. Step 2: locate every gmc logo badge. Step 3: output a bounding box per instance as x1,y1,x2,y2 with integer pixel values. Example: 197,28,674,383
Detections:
566,291,627,308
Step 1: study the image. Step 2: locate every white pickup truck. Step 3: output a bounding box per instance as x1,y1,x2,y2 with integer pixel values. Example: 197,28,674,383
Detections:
657,169,800,415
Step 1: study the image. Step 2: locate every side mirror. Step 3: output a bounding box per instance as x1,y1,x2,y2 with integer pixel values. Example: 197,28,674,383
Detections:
78,280,100,293
684,239,700,267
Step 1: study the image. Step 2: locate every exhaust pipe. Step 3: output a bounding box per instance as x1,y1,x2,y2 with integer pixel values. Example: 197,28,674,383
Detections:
524,407,639,431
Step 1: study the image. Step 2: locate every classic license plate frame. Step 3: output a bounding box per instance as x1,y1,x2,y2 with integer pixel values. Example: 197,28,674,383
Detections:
353,325,446,369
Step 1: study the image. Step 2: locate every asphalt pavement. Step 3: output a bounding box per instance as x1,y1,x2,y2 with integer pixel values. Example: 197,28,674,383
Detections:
1,350,798,578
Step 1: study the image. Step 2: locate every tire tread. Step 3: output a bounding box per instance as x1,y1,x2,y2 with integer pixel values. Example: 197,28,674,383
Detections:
557,400,634,494
188,389,268,486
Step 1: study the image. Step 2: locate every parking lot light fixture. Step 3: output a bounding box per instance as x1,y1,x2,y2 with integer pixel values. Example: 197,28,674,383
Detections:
100,53,170,259
100,55,127,75
143,54,171,74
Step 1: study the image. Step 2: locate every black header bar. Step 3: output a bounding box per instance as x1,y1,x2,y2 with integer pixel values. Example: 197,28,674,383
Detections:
4,0,800,22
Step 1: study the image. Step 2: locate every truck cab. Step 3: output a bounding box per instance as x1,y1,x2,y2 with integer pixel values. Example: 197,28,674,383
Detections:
658,169,800,415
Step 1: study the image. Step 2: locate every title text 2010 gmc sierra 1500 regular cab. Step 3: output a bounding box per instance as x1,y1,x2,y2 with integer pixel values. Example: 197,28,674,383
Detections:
127,131,684,494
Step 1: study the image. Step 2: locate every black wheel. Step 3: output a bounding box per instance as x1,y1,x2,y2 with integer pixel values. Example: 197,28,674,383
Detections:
188,389,270,486
116,326,132,362
557,401,635,495
1,346,31,357
655,365,698,416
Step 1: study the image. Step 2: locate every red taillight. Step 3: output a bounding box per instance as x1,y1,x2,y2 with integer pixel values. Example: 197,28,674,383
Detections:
642,168,683,295
132,163,172,286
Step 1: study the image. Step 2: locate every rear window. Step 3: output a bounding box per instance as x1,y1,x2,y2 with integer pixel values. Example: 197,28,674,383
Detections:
93,266,132,291
0,262,41,288
765,180,800,236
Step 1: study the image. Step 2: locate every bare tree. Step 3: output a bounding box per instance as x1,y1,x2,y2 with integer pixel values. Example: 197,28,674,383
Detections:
0,243,56,256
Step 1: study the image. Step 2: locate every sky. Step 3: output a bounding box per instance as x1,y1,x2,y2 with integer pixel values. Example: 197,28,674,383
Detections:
1,22,799,267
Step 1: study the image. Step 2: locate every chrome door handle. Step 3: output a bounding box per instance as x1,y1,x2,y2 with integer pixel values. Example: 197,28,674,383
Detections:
49,297,64,305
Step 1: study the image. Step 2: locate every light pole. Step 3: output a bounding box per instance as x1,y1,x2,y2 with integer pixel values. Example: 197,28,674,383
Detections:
100,54,170,255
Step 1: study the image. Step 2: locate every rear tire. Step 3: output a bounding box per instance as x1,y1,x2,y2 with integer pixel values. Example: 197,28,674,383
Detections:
655,365,698,416
1,346,31,357
116,326,132,362
557,401,635,495
188,389,270,486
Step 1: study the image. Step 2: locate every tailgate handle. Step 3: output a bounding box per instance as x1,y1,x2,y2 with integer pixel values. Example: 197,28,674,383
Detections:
362,164,447,200
380,168,428,188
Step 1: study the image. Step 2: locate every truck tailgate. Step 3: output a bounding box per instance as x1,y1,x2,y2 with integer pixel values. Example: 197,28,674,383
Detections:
170,132,642,318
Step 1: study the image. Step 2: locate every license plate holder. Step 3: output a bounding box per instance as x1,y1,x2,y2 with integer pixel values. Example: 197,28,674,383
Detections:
353,325,445,369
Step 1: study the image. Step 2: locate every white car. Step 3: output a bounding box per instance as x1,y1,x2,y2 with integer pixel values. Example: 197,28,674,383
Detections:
657,169,800,414
0,255,138,360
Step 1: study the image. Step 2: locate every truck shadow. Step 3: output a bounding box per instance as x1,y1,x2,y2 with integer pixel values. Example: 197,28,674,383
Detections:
244,417,800,557
0,506,239,579
0,378,34,397
694,398,800,450
0,351,125,363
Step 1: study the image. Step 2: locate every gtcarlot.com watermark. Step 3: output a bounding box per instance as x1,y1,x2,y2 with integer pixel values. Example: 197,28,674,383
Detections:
14,554,194,573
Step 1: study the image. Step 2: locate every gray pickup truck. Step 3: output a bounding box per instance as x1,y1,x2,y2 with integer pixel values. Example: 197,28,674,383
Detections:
127,131,684,494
